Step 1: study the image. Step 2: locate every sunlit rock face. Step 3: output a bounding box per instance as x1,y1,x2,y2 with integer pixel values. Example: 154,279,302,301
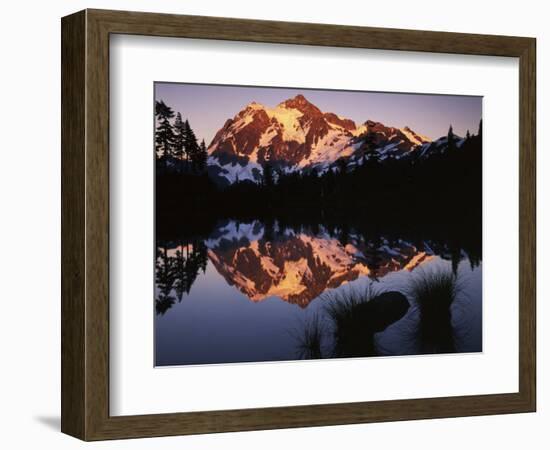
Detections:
204,221,434,307
207,95,432,184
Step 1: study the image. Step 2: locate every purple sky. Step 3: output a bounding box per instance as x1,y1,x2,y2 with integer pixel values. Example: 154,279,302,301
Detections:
155,82,482,145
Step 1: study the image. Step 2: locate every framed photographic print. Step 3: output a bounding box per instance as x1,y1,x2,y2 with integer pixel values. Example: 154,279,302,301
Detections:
61,9,536,440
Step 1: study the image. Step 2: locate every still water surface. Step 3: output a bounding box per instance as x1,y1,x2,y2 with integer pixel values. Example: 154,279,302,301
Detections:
155,220,482,366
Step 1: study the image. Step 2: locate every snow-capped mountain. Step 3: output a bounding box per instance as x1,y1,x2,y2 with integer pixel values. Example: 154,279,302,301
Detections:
207,94,433,184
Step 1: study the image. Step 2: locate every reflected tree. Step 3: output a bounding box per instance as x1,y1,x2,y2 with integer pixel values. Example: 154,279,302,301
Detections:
155,244,176,315
173,243,189,301
156,239,209,313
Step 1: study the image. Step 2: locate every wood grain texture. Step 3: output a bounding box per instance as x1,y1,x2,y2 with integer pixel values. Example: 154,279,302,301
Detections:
85,9,111,440
61,10,86,439
61,8,537,441
518,38,536,410
88,8,532,56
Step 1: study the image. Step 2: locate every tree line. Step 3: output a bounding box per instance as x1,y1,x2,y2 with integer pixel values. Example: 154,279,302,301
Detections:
155,240,209,315
155,100,208,173
221,122,482,222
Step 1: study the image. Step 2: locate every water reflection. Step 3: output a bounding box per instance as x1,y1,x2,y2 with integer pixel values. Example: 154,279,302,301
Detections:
155,240,208,315
155,220,482,366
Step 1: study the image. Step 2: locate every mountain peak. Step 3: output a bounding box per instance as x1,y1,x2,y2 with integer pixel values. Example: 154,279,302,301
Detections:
283,93,308,103
364,119,380,127
208,96,435,184
279,94,322,116
245,101,265,111
292,93,308,102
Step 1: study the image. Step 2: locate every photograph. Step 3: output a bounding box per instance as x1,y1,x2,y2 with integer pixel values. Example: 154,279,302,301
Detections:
154,83,483,366
0,0,542,445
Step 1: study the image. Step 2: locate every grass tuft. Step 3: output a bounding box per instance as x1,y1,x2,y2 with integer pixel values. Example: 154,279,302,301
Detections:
294,314,324,360
409,268,461,353
322,285,381,357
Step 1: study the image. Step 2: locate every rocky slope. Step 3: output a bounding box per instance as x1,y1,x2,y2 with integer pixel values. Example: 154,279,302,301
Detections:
207,94,435,184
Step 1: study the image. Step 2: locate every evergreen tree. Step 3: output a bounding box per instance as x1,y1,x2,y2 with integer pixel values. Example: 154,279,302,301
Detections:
195,241,208,273
275,169,285,185
155,100,175,166
183,119,199,170
466,129,471,140
364,148,380,168
262,162,275,188
336,157,347,175
195,139,208,173
308,167,318,183
173,112,186,163
322,167,336,198
478,119,483,141
173,243,190,301
155,245,175,296
447,124,457,151
155,244,176,315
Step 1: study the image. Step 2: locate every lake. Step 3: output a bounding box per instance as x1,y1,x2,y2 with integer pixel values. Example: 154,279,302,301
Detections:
155,219,482,366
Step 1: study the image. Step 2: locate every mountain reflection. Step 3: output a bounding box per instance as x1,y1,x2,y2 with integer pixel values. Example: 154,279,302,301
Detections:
155,220,480,313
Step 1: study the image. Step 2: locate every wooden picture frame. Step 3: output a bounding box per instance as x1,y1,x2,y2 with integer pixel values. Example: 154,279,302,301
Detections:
61,8,536,441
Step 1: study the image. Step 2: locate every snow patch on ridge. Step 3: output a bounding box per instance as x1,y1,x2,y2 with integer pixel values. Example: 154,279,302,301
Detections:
400,127,431,146
264,105,305,144
259,126,278,147
208,156,262,183
299,129,355,168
